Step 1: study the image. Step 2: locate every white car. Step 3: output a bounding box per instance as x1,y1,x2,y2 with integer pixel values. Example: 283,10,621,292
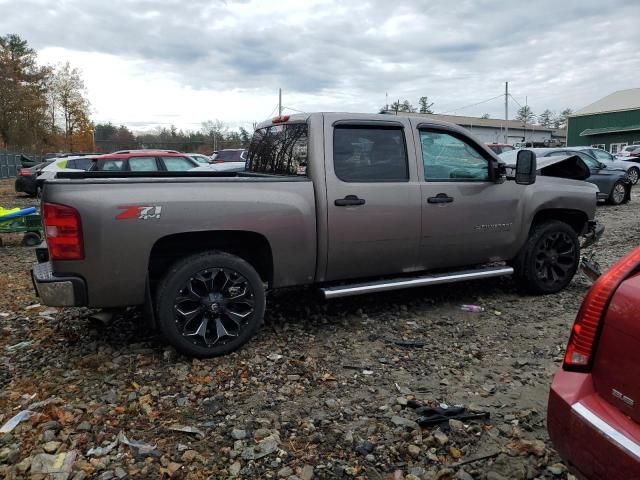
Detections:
35,156,96,195
209,149,247,172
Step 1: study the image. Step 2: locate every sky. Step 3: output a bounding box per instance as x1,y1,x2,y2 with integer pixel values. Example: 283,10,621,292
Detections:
1,0,639,132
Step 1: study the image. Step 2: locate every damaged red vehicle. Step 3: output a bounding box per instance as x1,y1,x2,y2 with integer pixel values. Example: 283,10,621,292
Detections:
548,246,640,479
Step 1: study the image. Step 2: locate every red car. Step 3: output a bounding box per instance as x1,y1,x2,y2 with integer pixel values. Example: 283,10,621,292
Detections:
548,246,640,479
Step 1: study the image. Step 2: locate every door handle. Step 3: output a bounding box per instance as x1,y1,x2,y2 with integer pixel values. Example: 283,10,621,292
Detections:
335,195,366,206
427,193,454,204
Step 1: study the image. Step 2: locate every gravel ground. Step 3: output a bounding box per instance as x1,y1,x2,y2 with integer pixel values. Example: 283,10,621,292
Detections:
0,177,639,480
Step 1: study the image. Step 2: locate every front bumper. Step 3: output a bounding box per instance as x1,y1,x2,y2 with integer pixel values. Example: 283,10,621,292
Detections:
581,220,605,249
31,262,87,306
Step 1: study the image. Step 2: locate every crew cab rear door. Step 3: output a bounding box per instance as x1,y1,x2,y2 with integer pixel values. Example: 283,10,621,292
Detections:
323,115,422,281
412,121,522,269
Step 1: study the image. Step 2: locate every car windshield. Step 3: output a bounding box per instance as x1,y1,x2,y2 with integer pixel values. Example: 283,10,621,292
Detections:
214,150,245,162
246,123,308,175
591,149,613,161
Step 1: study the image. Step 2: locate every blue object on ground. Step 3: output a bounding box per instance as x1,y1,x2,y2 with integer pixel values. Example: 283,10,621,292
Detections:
0,207,37,222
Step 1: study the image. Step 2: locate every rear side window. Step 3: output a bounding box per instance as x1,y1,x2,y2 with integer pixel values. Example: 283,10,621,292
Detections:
129,157,159,171
99,159,125,171
162,156,194,171
73,158,93,170
247,124,308,176
333,126,408,182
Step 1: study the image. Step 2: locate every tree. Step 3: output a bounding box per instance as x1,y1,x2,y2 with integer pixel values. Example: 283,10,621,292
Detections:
418,96,434,114
516,105,535,124
201,119,228,150
389,99,416,113
0,34,50,150
52,62,91,151
239,126,251,147
553,108,573,129
538,109,554,127
480,113,490,119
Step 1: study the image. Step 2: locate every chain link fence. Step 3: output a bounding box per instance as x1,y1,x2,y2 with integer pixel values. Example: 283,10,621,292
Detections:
0,152,45,179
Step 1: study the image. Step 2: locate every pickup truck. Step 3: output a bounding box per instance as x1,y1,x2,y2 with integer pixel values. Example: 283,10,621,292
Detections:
33,113,603,357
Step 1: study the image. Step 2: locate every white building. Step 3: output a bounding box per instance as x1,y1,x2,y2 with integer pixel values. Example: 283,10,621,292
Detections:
382,112,566,146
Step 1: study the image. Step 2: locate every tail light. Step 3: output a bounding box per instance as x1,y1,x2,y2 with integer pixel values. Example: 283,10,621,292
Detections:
43,202,84,260
19,169,31,176
563,247,640,371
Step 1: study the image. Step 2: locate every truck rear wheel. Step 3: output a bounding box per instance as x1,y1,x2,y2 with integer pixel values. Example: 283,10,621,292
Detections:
155,251,265,358
514,220,580,294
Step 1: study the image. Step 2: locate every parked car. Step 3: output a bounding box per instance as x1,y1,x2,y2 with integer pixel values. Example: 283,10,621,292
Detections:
14,161,54,196
33,113,602,357
615,144,640,159
88,151,199,172
486,143,515,155
187,153,213,165
209,148,247,172
500,148,631,205
36,156,96,195
572,146,640,184
548,246,640,479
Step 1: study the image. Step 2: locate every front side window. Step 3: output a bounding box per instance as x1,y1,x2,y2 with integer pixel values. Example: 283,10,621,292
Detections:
333,126,408,182
129,156,159,171
590,149,613,161
162,156,194,171
247,124,308,175
420,130,489,181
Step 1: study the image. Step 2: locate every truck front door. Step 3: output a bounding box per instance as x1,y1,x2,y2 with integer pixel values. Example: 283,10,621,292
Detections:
413,123,522,270
324,117,422,281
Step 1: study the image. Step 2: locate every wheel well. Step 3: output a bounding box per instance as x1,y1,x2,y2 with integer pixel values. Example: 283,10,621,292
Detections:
531,209,588,235
148,231,274,286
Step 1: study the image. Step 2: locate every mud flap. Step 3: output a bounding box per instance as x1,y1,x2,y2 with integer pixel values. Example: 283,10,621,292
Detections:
579,221,604,282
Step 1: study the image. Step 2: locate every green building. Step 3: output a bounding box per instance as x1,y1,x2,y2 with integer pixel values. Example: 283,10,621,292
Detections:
567,88,640,154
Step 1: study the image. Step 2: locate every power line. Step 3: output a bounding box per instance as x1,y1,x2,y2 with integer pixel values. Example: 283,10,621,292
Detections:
283,106,306,113
436,94,504,115
508,94,524,109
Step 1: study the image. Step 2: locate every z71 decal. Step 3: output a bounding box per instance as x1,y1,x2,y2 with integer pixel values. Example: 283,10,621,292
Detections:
116,205,163,220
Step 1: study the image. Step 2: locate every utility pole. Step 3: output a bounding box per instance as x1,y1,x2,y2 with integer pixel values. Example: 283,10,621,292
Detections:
278,88,282,116
504,82,509,144
386,92,389,111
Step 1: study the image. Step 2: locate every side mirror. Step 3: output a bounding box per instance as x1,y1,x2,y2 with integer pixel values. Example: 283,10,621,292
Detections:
515,150,537,185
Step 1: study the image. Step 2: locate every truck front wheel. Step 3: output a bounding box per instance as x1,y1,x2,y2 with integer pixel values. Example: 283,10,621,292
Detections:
156,251,265,358
514,220,580,294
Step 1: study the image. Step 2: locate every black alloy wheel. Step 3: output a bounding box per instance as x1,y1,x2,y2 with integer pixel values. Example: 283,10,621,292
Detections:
532,231,577,290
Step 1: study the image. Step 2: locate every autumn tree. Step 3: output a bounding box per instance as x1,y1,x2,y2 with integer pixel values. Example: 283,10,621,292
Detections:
0,34,50,150
52,62,92,151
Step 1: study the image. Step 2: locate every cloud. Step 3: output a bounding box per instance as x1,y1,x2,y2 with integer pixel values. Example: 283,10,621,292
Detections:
1,0,639,128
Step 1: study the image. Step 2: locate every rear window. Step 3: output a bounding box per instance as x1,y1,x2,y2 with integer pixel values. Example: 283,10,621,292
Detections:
98,159,125,171
215,150,246,162
162,156,194,171
246,123,308,176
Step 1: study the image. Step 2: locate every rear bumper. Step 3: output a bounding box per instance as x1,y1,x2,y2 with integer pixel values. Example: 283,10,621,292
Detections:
31,262,87,306
14,176,36,195
548,368,640,479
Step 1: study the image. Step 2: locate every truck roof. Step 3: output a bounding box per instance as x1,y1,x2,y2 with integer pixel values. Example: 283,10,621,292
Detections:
255,112,470,131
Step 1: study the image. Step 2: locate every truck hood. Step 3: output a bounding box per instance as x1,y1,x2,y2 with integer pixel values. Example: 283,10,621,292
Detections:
504,154,591,181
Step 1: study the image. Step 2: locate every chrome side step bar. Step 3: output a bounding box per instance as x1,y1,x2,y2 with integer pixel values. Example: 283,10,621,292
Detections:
321,266,514,299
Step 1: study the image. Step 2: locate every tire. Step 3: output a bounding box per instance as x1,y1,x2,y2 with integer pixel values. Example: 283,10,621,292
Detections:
627,167,640,185
155,251,265,358
608,180,628,205
22,232,41,247
513,220,580,294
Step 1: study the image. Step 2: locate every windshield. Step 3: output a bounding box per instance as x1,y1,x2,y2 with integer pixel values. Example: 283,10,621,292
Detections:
246,123,308,175
591,149,613,161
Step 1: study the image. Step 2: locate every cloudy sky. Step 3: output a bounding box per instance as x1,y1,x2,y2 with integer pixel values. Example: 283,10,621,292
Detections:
1,0,639,131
